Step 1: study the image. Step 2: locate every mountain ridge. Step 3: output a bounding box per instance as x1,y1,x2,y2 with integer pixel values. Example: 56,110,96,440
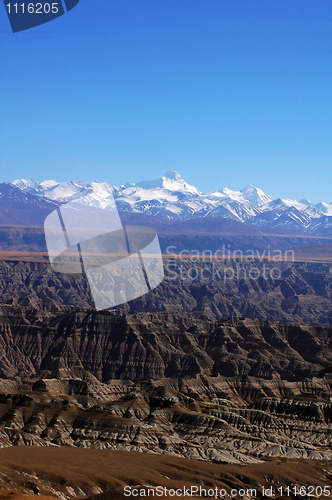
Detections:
10,171,332,235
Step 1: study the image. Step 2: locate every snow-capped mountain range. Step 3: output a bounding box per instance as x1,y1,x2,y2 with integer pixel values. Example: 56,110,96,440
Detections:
11,171,332,235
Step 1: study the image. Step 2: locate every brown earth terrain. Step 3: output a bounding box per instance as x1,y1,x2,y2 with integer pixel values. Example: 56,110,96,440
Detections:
0,246,332,497
0,303,331,467
1,256,332,325
0,373,332,463
2,302,332,381
0,447,332,499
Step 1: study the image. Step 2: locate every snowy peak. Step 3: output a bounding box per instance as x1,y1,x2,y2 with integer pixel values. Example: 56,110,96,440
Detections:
219,187,244,203
240,184,273,207
39,181,89,201
298,199,311,206
217,184,273,207
135,170,200,195
315,202,332,216
40,180,59,190
12,179,118,208
12,178,42,194
161,171,200,194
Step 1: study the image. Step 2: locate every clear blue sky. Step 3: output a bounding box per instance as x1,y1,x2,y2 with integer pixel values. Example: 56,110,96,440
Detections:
1,0,331,202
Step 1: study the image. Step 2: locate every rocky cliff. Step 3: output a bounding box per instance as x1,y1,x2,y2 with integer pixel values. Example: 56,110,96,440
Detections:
1,302,332,382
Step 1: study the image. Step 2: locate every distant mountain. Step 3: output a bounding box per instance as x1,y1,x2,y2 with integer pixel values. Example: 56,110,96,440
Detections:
0,183,58,227
241,184,274,206
10,171,332,236
131,170,201,194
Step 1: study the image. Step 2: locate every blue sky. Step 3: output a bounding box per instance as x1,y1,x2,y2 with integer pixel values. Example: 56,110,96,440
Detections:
1,0,331,202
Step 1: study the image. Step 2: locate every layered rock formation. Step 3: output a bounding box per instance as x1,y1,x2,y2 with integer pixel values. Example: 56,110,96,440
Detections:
1,258,332,325
0,302,330,464
1,302,332,381
0,374,332,464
